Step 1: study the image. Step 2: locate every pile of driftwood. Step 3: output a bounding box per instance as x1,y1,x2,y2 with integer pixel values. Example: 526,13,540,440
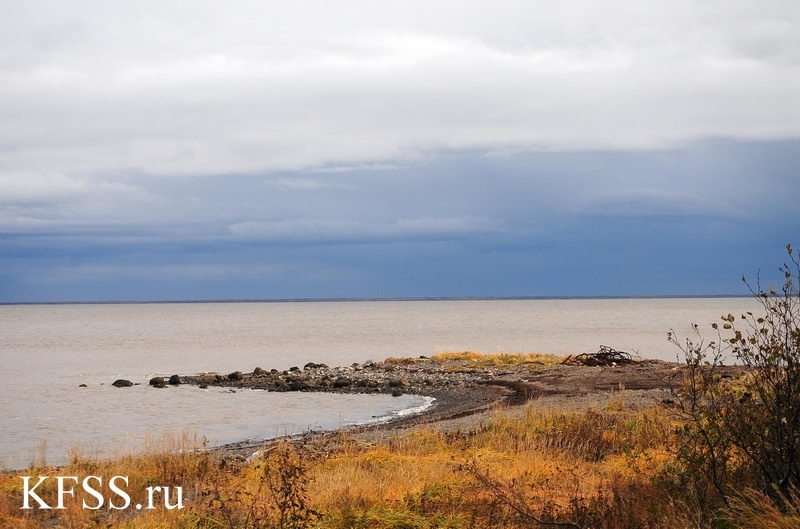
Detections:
561,345,636,366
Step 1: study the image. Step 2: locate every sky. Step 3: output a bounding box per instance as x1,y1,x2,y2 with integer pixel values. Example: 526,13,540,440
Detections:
1,1,799,302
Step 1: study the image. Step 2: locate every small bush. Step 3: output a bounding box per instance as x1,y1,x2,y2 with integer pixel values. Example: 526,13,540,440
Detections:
669,244,800,510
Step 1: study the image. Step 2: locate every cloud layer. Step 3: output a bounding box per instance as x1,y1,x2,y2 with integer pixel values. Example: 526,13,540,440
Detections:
1,2,799,300
2,0,800,181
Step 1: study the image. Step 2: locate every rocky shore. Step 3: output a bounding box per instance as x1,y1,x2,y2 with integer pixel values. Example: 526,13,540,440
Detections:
183,357,512,397
182,357,522,435
102,353,737,460
182,355,688,399
178,355,695,451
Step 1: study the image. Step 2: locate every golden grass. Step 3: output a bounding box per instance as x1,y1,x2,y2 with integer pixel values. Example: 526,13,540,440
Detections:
431,351,564,366
727,489,800,529
2,403,795,528
0,405,670,528
385,351,564,367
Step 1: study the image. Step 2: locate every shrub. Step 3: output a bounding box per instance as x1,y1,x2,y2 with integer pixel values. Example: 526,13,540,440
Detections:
669,244,800,508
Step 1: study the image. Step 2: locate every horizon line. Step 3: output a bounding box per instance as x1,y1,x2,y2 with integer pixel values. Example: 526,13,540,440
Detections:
0,294,752,306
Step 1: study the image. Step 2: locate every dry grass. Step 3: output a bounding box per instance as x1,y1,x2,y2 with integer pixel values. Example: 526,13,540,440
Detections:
303,406,689,529
383,351,564,367
0,405,670,528
431,350,564,366
727,489,800,529
2,399,797,528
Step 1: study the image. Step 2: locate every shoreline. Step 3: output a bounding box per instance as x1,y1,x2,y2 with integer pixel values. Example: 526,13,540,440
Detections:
0,353,711,470
181,354,693,460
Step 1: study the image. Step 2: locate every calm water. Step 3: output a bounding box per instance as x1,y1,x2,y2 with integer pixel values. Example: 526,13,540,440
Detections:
0,298,758,468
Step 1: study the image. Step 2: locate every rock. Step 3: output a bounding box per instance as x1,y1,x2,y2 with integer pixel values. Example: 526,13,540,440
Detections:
112,379,133,388
253,367,267,376
168,374,181,385
199,384,208,389
149,377,166,388
78,384,87,388
215,374,224,381
288,381,306,391
388,378,406,388
391,389,404,397
333,377,352,388
270,368,279,374
304,362,328,370
228,371,243,381
289,366,300,373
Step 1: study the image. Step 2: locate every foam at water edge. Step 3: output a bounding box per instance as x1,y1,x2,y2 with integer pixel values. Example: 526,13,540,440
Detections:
362,395,436,425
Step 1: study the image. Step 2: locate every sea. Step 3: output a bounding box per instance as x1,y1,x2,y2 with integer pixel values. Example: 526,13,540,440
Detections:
0,297,759,469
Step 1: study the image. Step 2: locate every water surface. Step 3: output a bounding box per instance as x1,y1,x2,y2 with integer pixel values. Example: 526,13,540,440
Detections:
0,297,758,468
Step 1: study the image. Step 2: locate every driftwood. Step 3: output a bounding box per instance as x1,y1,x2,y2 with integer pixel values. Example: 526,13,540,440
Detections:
561,345,636,367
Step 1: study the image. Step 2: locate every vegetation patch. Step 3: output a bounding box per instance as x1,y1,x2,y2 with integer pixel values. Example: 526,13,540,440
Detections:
429,351,563,367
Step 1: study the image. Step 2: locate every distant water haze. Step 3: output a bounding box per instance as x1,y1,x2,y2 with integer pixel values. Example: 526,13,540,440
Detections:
0,298,759,468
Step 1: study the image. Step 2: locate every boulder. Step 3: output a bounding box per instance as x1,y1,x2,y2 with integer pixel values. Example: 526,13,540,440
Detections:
228,371,243,381
303,362,329,370
288,380,306,391
168,374,181,385
149,377,166,388
333,377,352,388
253,367,267,376
112,379,133,388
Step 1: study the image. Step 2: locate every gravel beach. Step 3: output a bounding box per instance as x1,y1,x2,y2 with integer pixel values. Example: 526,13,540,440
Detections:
180,355,706,459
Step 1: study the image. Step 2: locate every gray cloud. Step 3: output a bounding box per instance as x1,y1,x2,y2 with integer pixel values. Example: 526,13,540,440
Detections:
580,189,738,220
1,0,800,189
227,216,505,244
1,2,800,301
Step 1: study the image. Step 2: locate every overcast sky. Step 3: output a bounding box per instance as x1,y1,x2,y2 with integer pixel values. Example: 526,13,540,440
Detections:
1,1,799,302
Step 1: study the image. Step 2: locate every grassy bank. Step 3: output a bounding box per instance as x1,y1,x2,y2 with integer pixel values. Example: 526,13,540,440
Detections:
1,353,797,528
385,351,564,367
